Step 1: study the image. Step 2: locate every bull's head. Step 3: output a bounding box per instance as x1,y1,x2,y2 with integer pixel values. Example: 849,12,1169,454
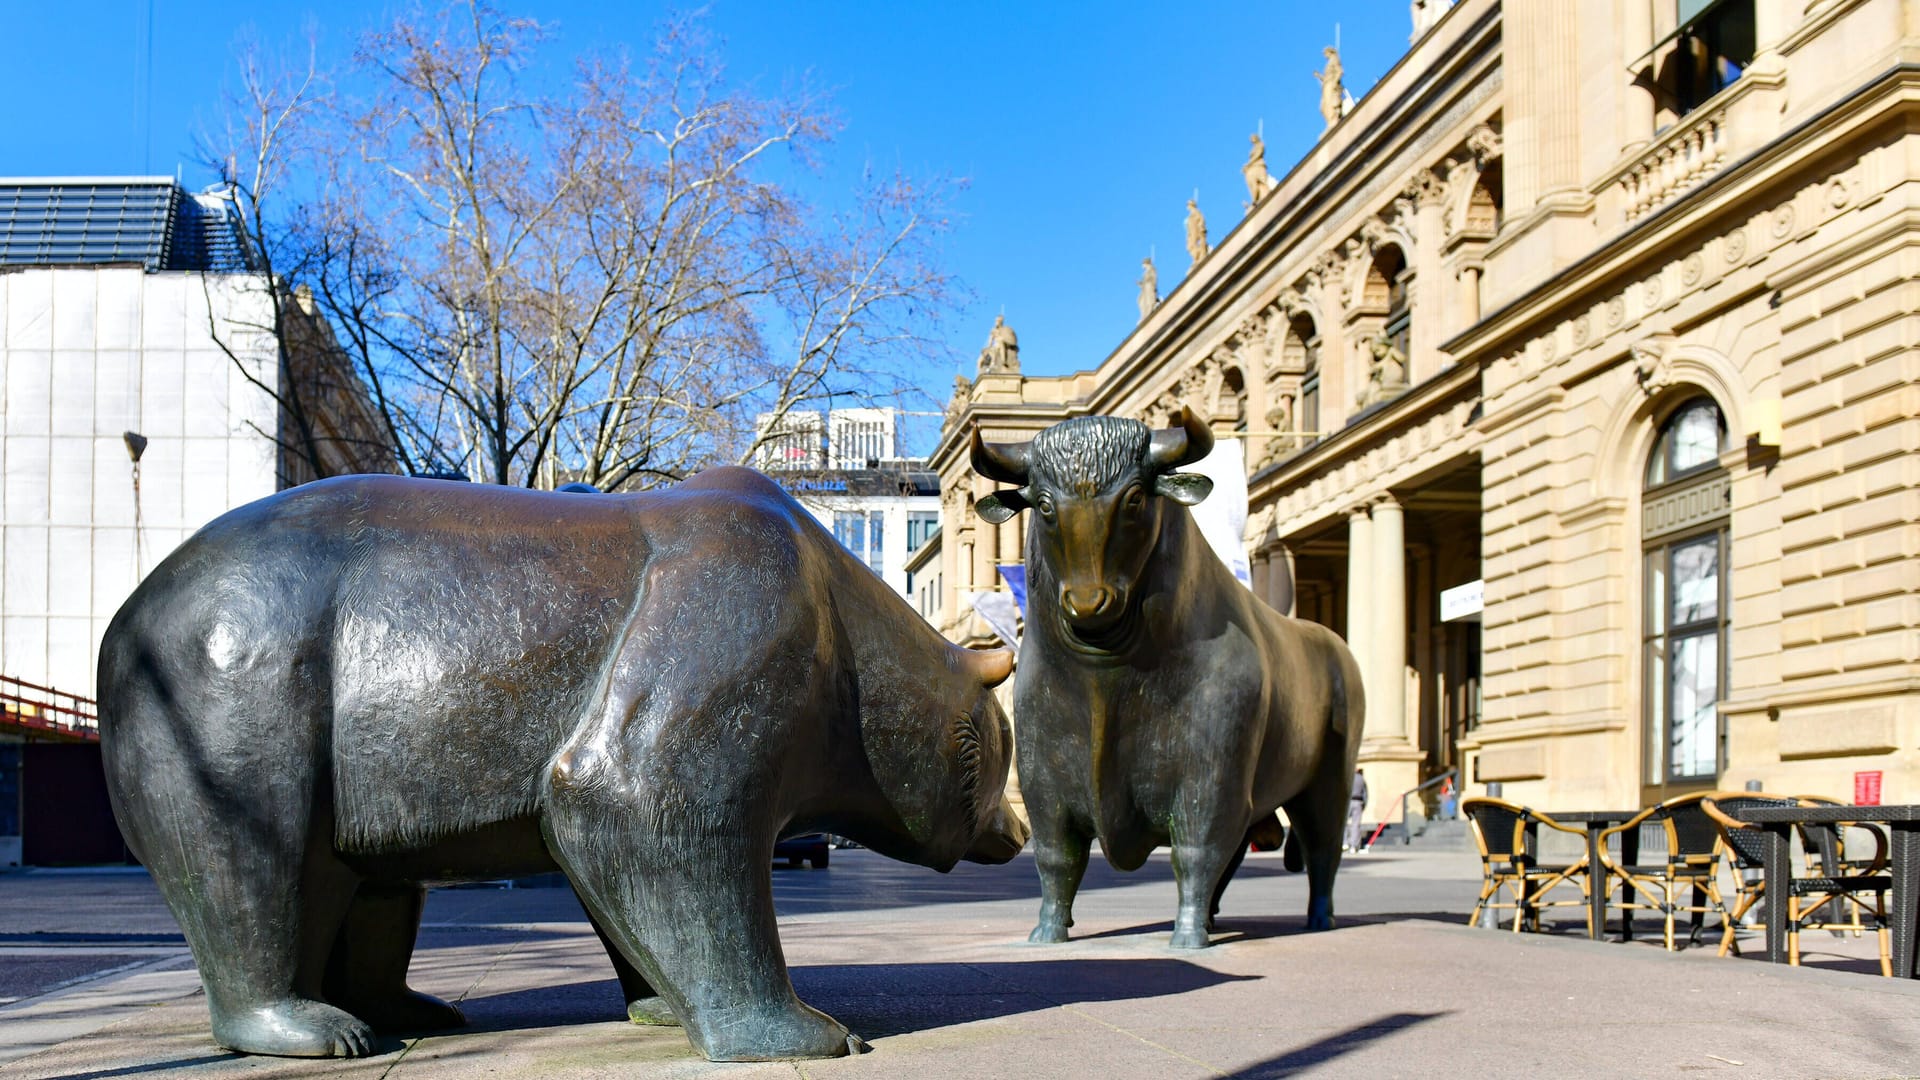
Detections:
971,408,1213,641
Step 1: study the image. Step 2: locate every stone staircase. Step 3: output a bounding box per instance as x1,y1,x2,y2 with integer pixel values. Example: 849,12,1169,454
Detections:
1367,814,1471,851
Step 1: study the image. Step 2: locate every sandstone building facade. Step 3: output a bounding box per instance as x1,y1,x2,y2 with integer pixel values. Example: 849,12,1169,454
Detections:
933,0,1920,822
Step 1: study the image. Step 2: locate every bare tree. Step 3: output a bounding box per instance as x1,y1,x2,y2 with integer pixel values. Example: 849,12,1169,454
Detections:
199,34,398,485
226,3,954,490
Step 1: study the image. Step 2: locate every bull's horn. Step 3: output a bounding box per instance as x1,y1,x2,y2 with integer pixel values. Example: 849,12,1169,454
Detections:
970,428,1032,485
1148,405,1215,471
958,645,1015,688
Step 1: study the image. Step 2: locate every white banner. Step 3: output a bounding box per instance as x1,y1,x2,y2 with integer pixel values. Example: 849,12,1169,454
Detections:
1182,437,1252,587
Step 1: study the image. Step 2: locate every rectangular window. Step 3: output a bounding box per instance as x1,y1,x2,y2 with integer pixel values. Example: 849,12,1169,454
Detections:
906,512,940,553
834,512,866,563
866,511,885,575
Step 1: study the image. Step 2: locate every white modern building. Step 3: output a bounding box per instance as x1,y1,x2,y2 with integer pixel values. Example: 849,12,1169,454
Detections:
0,177,390,867
754,406,941,603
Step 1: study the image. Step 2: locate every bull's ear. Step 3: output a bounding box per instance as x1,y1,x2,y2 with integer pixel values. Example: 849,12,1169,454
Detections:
975,490,1029,523
1155,472,1213,506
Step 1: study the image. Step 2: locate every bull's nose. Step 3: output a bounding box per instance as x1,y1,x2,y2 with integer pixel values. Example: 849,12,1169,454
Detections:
1060,585,1116,622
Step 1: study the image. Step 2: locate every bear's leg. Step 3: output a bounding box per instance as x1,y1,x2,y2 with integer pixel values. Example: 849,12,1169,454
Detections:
1028,807,1090,944
108,717,374,1056
1282,753,1350,931
1168,817,1244,949
323,882,465,1033
576,892,677,1027
548,804,860,1061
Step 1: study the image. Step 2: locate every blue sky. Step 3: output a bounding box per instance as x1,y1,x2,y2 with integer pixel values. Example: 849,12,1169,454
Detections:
3,2,1414,453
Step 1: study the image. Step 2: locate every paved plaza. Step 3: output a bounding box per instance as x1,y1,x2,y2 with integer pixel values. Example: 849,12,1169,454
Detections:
1,844,1916,1079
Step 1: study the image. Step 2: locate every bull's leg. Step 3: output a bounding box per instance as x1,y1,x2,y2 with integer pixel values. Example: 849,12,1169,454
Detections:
1028,805,1091,944
546,795,860,1061
1169,822,1244,949
1283,766,1351,932
577,893,677,1026
323,882,465,1033
107,700,375,1057
1208,826,1256,929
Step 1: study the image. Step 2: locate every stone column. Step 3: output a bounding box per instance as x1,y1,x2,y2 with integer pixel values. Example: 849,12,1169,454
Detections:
1370,495,1409,746
1357,494,1421,823
1271,542,1297,617
1620,0,1654,156
1346,507,1373,694
1503,0,1582,214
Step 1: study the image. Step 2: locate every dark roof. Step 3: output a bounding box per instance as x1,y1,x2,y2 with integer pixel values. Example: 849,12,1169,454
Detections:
0,177,259,272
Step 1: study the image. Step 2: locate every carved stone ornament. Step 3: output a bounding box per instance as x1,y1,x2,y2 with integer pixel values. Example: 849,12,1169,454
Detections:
1466,122,1503,165
1631,333,1676,397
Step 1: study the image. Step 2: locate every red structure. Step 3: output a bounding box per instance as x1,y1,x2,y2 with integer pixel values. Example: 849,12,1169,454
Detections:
0,675,99,743
1,675,126,867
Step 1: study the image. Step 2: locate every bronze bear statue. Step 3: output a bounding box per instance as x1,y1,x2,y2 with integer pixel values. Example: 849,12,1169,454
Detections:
99,467,1024,1062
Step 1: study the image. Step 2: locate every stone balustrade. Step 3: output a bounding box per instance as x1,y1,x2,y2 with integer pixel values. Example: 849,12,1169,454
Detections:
1620,109,1728,222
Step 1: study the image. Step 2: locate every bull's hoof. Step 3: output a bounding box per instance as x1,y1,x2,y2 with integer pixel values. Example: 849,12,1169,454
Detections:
211,998,378,1058
1028,921,1071,944
689,1003,862,1061
626,996,681,1026
1305,896,1336,931
1169,926,1212,949
347,990,465,1034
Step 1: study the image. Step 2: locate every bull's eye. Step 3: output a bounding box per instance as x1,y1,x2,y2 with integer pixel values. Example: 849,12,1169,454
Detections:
1123,485,1146,514
1035,492,1056,518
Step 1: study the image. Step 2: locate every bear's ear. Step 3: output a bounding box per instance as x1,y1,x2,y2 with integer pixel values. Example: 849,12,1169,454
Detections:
975,489,1029,524
963,646,1014,688
1154,471,1213,506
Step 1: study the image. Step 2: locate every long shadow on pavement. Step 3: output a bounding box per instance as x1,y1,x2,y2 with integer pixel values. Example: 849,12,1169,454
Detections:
1221,1011,1450,1078
455,958,1258,1040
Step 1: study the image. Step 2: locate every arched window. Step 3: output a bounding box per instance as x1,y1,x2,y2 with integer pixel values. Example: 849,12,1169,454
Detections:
1641,396,1731,799
1216,367,1248,433
1467,162,1503,233
1293,313,1321,444
1370,245,1411,361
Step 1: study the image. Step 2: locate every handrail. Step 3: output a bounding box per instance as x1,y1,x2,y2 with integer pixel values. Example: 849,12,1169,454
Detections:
1365,768,1459,849
0,673,99,740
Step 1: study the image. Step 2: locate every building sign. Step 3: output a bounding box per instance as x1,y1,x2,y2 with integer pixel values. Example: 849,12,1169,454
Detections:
1441,579,1484,622
1855,770,1883,806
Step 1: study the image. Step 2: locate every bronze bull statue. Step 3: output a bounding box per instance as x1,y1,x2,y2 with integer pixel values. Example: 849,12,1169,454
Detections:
99,467,1024,1062
972,408,1363,947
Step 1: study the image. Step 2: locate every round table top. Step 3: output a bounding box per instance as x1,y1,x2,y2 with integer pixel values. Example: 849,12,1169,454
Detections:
1543,809,1641,824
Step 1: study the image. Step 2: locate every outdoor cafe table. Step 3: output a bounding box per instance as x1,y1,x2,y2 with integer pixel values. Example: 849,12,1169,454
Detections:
1726,803,1920,977
1530,810,1641,941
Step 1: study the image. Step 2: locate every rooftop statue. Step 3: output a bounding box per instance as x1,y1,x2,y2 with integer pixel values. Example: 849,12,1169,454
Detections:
1314,46,1346,130
1243,132,1274,204
971,409,1365,947
978,314,1021,375
1185,198,1209,266
98,469,1024,1062
1137,256,1159,322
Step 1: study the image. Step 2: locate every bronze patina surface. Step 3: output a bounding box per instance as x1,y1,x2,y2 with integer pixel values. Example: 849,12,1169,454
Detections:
98,466,1023,1062
972,409,1363,948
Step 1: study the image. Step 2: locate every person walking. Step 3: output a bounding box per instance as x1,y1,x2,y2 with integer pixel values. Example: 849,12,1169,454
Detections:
1344,769,1368,853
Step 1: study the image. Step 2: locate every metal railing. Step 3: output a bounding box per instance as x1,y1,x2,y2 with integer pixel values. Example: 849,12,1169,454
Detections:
1366,768,1459,848
0,674,99,740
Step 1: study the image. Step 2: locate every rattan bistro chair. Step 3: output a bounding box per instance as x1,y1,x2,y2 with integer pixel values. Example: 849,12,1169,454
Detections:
1795,794,1891,936
1595,793,1731,951
1702,796,1893,976
1462,797,1592,934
